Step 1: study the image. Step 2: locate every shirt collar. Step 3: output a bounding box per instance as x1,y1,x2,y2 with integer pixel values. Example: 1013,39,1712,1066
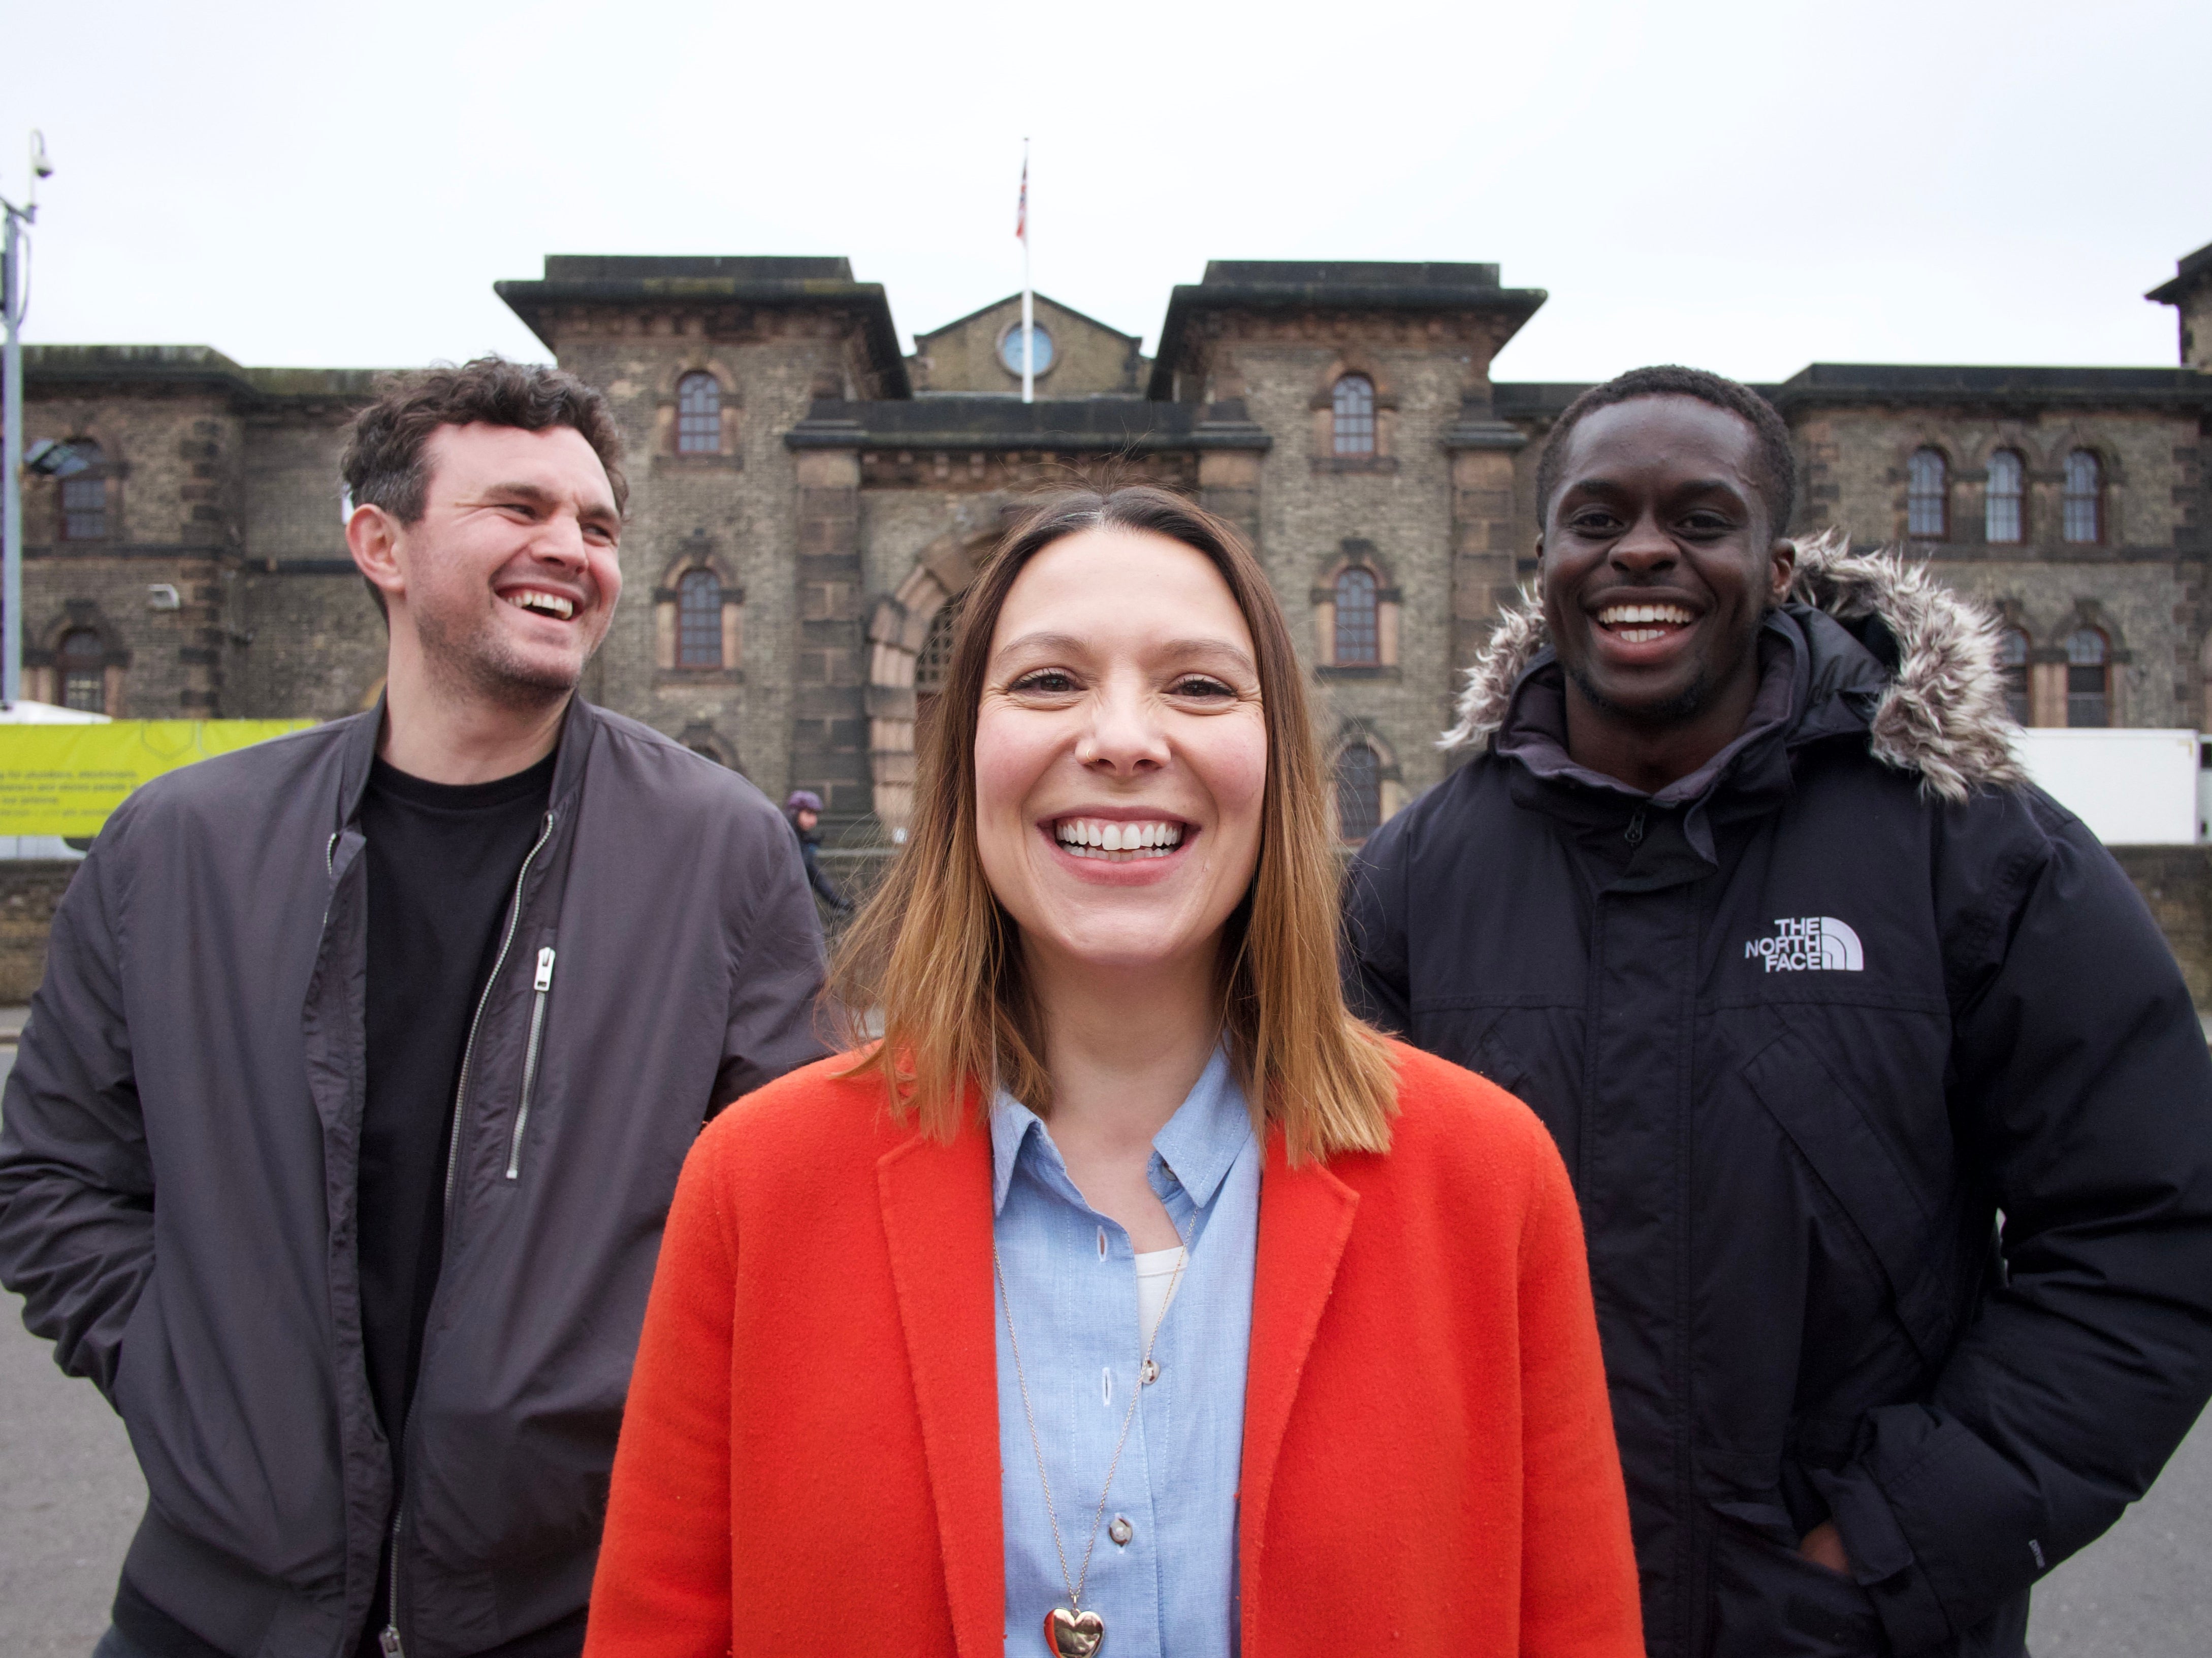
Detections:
989,1045,1252,1217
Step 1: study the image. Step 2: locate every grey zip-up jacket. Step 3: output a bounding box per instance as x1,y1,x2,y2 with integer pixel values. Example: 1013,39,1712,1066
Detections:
0,696,829,1657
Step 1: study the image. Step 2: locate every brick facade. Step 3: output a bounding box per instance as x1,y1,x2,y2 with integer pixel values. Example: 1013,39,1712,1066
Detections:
16,246,2212,846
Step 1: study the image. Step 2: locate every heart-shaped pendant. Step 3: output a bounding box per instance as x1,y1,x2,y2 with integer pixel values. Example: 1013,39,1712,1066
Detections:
1045,1605,1105,1656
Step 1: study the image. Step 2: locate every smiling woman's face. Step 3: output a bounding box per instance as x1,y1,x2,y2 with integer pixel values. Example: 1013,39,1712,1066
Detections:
975,526,1268,978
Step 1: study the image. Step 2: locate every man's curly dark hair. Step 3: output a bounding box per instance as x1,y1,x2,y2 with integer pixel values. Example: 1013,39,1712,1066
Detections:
341,357,628,617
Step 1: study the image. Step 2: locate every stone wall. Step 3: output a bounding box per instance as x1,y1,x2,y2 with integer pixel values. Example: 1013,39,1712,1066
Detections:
2113,845,2212,1009
909,294,1144,397
22,382,239,553
1220,312,1493,810
1796,405,2198,554
0,863,80,1005
233,571,387,721
1790,404,2206,727
551,309,869,806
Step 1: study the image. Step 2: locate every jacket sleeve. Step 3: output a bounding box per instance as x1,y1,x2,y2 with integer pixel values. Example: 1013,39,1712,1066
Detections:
1340,807,1415,1036
0,833,151,1401
713,810,830,1109
1513,1112,1647,1656
584,1121,737,1654
1820,796,2212,1651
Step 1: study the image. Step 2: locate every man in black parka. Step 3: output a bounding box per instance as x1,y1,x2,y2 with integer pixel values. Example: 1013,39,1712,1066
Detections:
1344,366,2212,1658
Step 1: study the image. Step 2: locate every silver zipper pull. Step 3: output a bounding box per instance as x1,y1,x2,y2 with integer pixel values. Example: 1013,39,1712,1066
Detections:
534,947,556,991
379,1628,404,1658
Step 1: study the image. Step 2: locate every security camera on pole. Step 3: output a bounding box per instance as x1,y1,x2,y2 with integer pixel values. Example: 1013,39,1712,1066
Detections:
3,130,57,706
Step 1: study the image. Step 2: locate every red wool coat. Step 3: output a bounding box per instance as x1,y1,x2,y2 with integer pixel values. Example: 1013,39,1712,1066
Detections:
584,1042,1643,1656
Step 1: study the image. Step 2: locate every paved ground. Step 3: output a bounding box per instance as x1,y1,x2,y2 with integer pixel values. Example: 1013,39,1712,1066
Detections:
2,1043,2207,1655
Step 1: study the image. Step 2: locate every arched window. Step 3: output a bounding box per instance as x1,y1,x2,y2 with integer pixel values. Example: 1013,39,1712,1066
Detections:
676,372,722,455
1332,567,1379,666
58,629,106,713
1997,627,2031,724
1984,451,2025,544
1906,448,1948,539
2063,451,2103,544
2065,627,2109,727
59,440,107,540
677,568,723,667
1332,375,1376,457
913,603,958,727
1335,743,1382,843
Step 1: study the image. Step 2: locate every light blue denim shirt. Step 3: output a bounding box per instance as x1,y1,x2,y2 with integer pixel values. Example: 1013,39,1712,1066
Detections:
990,1046,1260,1658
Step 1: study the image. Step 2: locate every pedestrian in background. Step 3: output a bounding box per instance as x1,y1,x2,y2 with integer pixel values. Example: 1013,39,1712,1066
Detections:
783,788,851,914
1344,365,2212,1658
583,485,1643,1657
0,359,828,1658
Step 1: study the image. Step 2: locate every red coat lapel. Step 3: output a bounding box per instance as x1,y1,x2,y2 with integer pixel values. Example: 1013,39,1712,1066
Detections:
878,1125,1004,1658
1240,1139,1361,1612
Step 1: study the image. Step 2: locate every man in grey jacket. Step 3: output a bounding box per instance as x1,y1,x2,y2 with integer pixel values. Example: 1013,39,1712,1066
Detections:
0,359,829,1658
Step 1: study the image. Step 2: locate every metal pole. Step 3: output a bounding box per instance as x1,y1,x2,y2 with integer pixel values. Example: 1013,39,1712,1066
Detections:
1019,138,1034,406
3,204,21,705
1021,240,1034,406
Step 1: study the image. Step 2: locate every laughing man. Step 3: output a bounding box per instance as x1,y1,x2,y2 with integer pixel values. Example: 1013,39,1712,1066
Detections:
1345,365,2212,1658
0,360,829,1658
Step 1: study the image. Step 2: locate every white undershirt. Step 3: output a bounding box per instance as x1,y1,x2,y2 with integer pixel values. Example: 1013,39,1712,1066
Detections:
1134,1245,1188,1343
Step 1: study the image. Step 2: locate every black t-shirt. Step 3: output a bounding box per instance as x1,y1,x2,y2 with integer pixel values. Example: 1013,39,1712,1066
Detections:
355,751,556,1448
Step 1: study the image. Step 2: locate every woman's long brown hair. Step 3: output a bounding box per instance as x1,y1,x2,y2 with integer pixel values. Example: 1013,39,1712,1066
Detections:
830,484,1396,1162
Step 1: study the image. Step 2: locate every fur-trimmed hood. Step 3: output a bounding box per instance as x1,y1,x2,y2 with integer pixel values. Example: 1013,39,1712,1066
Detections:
1438,529,2029,804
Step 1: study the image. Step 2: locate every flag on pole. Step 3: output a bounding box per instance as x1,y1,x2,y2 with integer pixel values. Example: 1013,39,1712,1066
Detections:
1016,150,1028,243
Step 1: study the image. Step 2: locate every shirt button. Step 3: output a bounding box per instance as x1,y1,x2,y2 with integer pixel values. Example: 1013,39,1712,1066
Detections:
1109,1515,1134,1547
1141,1359,1160,1385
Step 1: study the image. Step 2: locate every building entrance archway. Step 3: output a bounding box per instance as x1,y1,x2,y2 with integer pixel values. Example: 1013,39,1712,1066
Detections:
865,529,992,837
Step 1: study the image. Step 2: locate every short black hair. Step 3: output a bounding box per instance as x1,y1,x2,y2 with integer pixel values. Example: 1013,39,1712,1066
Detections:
1535,365,1797,537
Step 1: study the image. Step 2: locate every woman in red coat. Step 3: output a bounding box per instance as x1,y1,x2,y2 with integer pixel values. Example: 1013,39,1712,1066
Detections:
585,486,1641,1657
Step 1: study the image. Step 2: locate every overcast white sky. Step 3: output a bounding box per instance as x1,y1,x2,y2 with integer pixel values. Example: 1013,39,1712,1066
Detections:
3,0,2206,384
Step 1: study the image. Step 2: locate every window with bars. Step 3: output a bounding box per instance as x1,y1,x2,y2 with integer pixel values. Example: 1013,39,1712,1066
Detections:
914,604,957,695
1335,743,1382,843
1332,376,1376,457
1906,448,1948,539
1998,627,2031,725
58,629,106,713
2062,451,2102,544
913,603,958,732
1985,451,2025,544
1332,568,1380,665
677,569,723,667
2065,627,2109,727
60,440,107,540
676,373,722,455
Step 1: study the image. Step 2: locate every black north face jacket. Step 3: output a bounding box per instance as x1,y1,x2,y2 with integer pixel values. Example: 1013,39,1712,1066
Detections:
1344,538,2212,1658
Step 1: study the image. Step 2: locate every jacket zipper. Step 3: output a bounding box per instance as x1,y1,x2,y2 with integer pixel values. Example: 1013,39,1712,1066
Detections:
504,947,558,1180
1625,805,1648,845
381,808,558,1658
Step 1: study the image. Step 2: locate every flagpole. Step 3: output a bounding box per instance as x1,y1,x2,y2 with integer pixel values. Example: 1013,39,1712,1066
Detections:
1019,139,1034,405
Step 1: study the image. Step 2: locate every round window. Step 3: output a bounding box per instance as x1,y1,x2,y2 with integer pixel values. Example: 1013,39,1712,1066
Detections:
999,323,1054,377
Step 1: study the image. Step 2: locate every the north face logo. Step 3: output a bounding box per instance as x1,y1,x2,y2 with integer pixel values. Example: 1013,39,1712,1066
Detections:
1744,916,1864,973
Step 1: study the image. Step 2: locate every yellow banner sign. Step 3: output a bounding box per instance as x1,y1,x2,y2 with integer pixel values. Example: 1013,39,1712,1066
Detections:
0,721,317,836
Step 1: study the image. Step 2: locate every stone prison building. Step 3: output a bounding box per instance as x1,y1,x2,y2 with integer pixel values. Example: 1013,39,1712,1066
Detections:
17,240,2212,852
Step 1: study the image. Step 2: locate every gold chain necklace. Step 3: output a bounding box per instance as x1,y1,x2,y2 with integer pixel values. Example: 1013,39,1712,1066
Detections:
993,1231,1190,1658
